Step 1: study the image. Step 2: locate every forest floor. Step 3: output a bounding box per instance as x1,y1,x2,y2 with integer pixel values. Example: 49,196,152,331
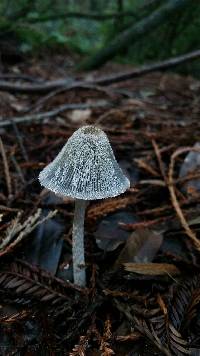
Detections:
0,55,200,355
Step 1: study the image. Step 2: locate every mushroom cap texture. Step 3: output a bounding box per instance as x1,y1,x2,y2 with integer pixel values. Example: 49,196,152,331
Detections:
39,125,130,200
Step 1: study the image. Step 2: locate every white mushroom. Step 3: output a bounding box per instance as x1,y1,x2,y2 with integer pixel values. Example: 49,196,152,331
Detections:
39,126,130,287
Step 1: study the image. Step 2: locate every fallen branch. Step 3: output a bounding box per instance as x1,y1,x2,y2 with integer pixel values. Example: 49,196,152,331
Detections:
26,10,138,23
0,78,74,94
0,49,199,94
0,79,116,95
0,102,112,127
0,74,43,82
95,49,200,85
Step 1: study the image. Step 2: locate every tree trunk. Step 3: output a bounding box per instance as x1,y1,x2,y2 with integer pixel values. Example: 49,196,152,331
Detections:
115,0,124,30
80,0,191,70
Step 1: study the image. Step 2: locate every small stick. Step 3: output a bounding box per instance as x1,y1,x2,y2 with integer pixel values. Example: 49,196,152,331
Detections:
119,216,169,230
29,83,114,114
152,139,167,184
11,155,26,184
0,102,112,128
168,146,200,251
0,74,43,82
0,205,19,212
0,137,12,199
139,179,166,187
10,119,29,161
134,158,159,177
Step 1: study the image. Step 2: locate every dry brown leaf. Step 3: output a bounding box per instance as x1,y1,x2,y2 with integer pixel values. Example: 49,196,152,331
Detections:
124,263,180,276
115,228,163,266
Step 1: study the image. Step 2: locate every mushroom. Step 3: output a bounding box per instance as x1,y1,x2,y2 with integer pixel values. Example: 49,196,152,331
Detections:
39,126,130,287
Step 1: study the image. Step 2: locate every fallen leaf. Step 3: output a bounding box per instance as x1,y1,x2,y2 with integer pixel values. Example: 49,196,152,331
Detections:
24,209,64,275
94,212,138,251
179,142,200,196
124,262,180,276
115,228,163,266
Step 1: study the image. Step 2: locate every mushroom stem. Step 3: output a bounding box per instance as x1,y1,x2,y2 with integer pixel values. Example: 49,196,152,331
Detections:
72,199,87,286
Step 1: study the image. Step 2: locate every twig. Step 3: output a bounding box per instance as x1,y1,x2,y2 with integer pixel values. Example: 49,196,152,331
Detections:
134,158,159,177
0,102,112,127
152,139,167,184
139,179,166,187
138,205,170,216
0,74,43,82
11,155,26,184
0,205,19,212
10,119,29,161
119,216,169,230
0,137,12,199
0,78,74,94
168,147,200,251
28,83,115,113
0,79,114,96
30,87,73,113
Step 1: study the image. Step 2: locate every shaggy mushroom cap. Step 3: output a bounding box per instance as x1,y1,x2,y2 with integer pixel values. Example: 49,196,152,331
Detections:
39,125,130,200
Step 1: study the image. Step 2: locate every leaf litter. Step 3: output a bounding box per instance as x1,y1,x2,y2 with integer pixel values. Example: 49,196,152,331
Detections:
0,58,200,354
